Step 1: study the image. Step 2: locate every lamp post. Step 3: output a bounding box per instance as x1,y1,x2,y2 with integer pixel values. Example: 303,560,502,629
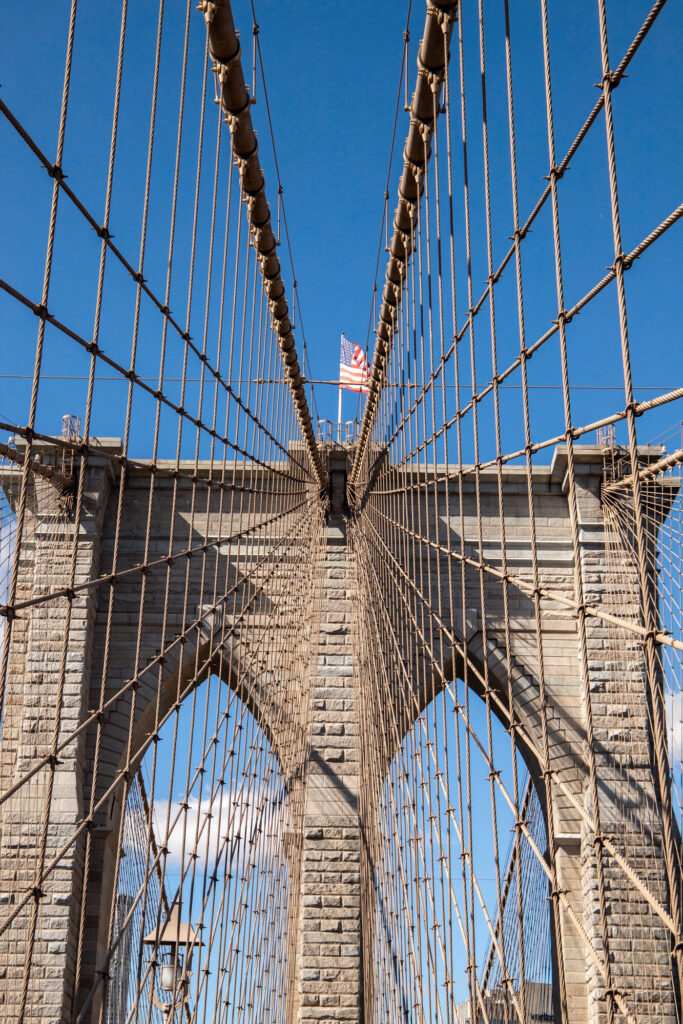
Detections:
143,904,202,1019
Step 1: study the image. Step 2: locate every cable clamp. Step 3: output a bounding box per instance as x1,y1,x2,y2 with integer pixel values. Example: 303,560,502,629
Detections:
543,164,567,181
424,68,442,95
197,1,216,25
434,4,456,28
509,226,529,243
414,112,434,140
596,70,618,90
552,308,573,327
608,251,631,273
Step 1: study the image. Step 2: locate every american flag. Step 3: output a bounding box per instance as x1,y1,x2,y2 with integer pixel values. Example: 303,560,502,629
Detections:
339,334,370,393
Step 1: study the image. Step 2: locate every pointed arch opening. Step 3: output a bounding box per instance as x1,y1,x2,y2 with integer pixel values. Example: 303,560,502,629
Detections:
360,678,554,1024
101,672,301,1024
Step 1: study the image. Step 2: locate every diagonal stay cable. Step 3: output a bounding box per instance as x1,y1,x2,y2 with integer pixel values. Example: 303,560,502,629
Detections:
198,0,325,488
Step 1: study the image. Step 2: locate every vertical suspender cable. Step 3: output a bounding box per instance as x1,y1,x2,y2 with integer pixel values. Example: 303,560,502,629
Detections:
200,0,326,490
349,0,458,487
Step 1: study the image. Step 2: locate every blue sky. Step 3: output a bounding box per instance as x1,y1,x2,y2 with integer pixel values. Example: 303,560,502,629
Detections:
1,0,682,458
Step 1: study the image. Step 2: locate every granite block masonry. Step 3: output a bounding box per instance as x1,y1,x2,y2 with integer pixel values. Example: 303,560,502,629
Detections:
0,443,679,1023
293,516,363,1023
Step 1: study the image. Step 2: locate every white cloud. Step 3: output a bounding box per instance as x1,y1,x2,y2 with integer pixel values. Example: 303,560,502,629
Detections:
666,689,683,765
0,515,16,644
152,786,287,873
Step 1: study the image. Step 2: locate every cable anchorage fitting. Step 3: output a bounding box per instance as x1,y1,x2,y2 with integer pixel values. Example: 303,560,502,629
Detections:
0,604,16,623
552,308,574,327
197,1,216,25
596,70,618,90
543,164,568,182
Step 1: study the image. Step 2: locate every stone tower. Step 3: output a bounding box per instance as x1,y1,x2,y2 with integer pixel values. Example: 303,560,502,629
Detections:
0,441,679,1022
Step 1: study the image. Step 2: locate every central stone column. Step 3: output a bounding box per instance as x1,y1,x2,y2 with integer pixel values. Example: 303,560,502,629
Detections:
294,515,363,1022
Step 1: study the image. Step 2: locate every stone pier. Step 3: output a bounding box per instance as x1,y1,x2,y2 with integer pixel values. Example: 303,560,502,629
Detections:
294,516,363,1022
0,443,680,1022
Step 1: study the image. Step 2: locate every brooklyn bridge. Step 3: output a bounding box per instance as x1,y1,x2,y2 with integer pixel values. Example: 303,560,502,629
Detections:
0,0,682,1021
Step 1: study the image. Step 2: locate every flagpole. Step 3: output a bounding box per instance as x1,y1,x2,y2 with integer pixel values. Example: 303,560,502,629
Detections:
337,334,343,442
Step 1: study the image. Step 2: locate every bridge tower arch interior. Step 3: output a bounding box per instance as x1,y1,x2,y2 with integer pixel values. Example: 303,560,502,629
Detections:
87,672,302,1024
349,446,681,1024
358,678,554,1024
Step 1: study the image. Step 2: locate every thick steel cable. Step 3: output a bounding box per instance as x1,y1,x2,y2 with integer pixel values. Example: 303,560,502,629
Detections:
350,0,458,485
352,0,676,490
199,0,325,489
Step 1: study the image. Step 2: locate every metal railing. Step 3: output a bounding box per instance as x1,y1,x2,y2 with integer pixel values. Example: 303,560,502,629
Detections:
317,420,360,444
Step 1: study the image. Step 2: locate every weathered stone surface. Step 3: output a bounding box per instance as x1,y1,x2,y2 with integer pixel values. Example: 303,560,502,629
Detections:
0,445,678,1023
293,516,362,1023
